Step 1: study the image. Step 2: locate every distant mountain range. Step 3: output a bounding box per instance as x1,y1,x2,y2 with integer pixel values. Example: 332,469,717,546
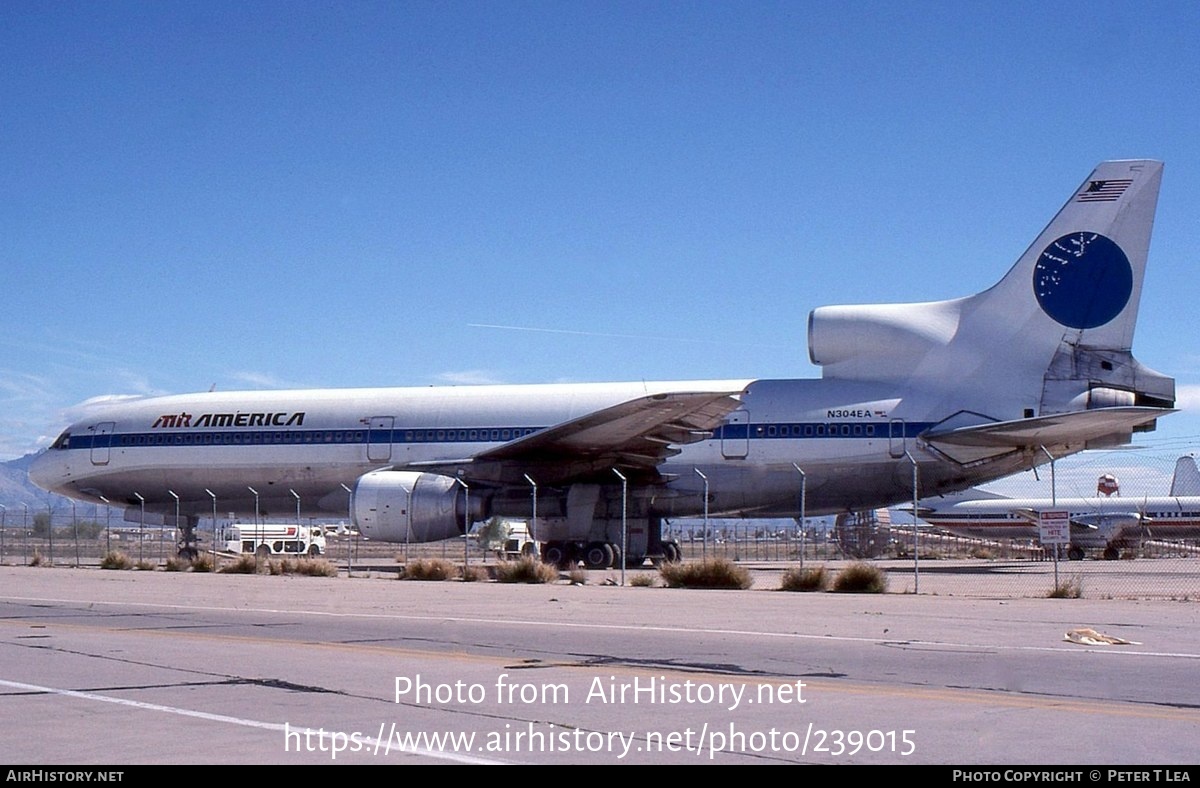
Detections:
0,453,77,512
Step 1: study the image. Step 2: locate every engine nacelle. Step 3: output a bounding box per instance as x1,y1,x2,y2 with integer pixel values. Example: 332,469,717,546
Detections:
352,470,483,543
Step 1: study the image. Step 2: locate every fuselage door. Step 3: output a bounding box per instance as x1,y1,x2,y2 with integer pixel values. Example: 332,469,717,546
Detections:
721,410,750,459
888,418,906,458
368,416,394,462
90,422,114,466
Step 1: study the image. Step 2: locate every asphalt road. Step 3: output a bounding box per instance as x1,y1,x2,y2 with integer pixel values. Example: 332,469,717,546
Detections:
1,564,1198,765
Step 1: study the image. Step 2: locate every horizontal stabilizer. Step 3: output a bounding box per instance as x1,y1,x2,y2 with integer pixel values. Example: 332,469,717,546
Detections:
923,407,1172,449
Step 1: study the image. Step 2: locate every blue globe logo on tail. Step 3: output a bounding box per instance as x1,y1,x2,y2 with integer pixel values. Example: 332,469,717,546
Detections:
1033,232,1132,329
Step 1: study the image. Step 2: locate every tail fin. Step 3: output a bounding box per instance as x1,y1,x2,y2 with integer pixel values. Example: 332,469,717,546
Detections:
1170,456,1200,497
809,160,1174,422
976,160,1160,349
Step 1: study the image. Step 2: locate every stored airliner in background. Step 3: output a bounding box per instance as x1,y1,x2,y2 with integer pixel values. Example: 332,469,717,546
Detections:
30,160,1176,567
917,456,1200,560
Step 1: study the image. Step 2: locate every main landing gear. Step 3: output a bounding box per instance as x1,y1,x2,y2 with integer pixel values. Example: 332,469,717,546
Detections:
1065,544,1123,560
540,540,683,570
176,515,200,561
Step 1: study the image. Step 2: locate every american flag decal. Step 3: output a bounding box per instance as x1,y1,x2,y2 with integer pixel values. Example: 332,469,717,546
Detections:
1076,178,1133,202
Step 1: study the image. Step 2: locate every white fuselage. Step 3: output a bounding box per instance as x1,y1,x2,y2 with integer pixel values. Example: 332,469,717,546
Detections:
922,495,1200,549
28,376,1036,524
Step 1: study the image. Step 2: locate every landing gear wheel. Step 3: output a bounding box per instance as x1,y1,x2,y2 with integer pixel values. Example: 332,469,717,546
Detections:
1067,545,1085,561
583,542,615,569
1102,546,1120,561
308,544,321,557
663,541,682,563
542,543,569,569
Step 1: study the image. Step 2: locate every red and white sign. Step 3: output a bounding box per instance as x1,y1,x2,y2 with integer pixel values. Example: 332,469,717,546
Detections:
1038,510,1071,545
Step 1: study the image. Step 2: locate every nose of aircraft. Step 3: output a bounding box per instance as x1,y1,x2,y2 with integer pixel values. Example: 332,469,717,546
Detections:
28,450,64,494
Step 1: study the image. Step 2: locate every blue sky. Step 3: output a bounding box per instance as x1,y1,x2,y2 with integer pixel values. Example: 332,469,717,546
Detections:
2,1,1199,469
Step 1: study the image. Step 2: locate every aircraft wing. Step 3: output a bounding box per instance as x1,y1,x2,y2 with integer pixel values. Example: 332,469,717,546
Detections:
922,407,1172,449
402,388,746,486
1006,508,1047,525
1006,509,1142,538
1070,512,1143,538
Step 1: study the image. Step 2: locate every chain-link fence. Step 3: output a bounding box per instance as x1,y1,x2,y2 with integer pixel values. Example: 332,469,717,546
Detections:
6,449,1199,598
666,448,1200,598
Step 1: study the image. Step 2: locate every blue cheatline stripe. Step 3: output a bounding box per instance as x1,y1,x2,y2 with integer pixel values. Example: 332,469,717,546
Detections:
57,421,937,452
727,421,937,440
66,425,548,450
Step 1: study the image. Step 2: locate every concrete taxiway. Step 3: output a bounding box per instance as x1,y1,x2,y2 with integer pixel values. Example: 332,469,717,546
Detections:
2,564,1199,765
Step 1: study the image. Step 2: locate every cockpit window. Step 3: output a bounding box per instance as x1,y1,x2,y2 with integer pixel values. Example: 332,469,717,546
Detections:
51,431,71,450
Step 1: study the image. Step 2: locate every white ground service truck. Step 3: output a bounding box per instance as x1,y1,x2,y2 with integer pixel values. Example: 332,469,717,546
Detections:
221,523,326,559
500,522,539,559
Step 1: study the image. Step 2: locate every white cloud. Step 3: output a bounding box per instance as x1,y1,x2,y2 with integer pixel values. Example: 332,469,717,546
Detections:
62,394,148,421
434,370,507,385
1173,384,1200,413
223,371,312,390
